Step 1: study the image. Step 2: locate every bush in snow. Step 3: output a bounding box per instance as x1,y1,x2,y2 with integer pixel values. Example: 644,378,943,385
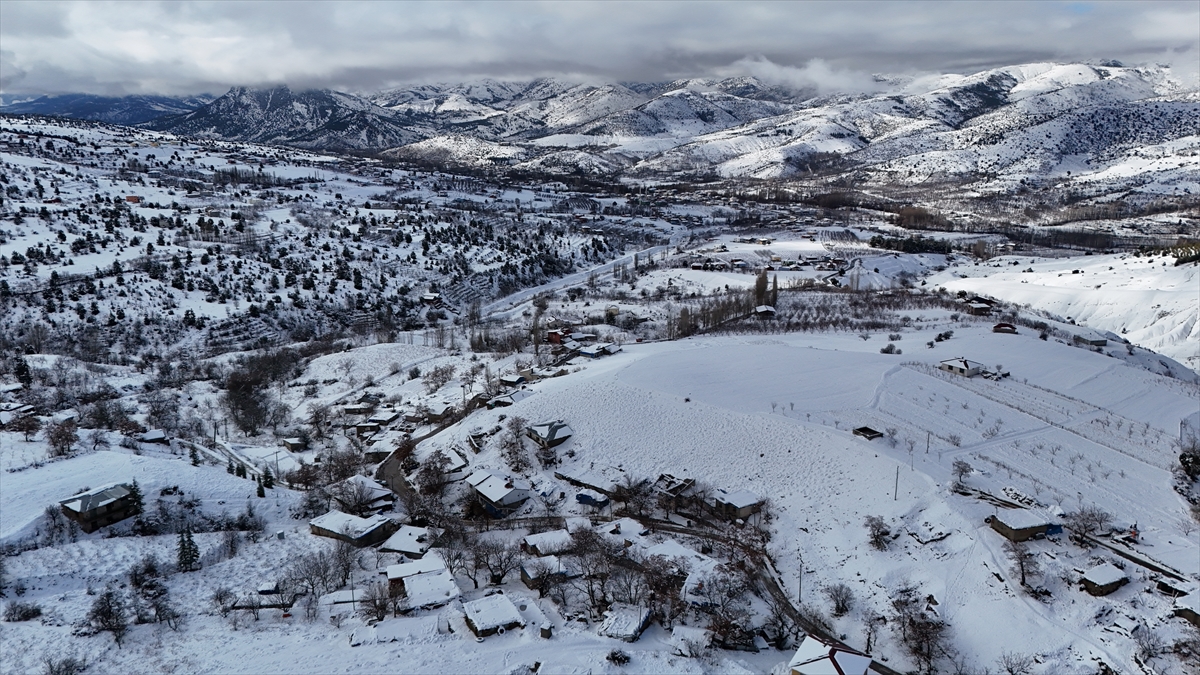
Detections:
606,650,630,666
42,656,87,675
824,583,855,617
3,601,42,621
87,589,128,647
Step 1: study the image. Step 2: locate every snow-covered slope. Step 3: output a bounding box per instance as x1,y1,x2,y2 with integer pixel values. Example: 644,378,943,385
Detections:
928,252,1200,369
0,93,214,125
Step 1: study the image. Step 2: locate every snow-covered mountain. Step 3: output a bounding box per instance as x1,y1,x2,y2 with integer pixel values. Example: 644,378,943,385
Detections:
145,86,427,151
0,93,214,125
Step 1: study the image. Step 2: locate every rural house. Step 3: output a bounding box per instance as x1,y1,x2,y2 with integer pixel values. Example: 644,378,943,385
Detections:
939,357,984,377
59,483,139,533
597,604,652,642
462,594,525,637
466,470,533,517
309,510,396,547
526,420,574,448
521,528,573,556
712,488,762,521
1081,562,1129,596
987,510,1056,542
379,524,438,558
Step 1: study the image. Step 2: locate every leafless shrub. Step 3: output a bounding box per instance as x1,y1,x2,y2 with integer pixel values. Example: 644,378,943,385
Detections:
865,515,890,550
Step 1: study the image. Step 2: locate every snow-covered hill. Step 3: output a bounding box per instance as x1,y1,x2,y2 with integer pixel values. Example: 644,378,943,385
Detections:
0,93,214,125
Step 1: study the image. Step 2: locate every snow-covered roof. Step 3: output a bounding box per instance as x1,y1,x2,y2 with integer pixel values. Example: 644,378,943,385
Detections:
140,429,166,442
331,474,394,504
992,509,1052,531
1083,562,1127,587
386,553,446,580
939,357,984,370
522,528,573,555
528,420,574,445
715,488,760,509
59,483,131,514
597,604,650,640
380,525,436,556
403,570,460,608
466,471,531,506
787,634,872,675
462,594,524,632
565,516,592,533
309,510,392,538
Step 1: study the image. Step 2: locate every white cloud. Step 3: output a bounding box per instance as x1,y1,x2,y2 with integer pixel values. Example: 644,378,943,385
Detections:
722,57,884,96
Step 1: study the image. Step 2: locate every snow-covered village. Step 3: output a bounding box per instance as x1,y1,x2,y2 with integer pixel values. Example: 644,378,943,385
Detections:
0,3,1198,675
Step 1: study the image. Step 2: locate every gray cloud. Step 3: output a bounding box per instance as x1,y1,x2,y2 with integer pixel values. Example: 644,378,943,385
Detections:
1,0,1196,97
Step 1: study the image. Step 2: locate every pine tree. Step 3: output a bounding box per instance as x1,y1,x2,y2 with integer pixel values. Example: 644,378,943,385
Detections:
127,479,144,516
256,478,266,499
177,528,199,572
189,446,200,466
227,460,235,474
236,463,247,478
771,274,779,306
261,468,274,490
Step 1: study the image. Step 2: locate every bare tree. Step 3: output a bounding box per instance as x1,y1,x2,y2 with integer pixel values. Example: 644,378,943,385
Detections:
612,474,655,518
996,652,1035,675
46,420,79,457
87,589,128,648
359,582,390,622
824,583,855,617
1063,505,1112,537
329,478,379,517
951,459,972,489
1003,539,1040,587
477,540,523,586
865,515,890,550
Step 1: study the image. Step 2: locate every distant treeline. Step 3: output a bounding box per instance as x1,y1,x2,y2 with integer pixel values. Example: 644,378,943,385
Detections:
868,235,954,255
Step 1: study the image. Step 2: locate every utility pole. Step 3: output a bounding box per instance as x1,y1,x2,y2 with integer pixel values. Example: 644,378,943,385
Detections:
894,466,899,501
926,430,930,454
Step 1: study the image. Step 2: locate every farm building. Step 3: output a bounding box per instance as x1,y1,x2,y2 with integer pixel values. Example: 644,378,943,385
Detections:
712,488,762,521
498,374,526,388
1081,563,1129,596
282,437,307,452
526,420,574,448
788,634,872,675
992,323,1018,334
379,525,438,558
597,604,652,642
754,305,776,319
1072,331,1108,347
309,510,396,547
852,426,883,440
988,510,1055,542
466,470,533,517
59,483,139,533
139,429,168,444
1174,591,1200,628
462,594,525,637
939,358,984,377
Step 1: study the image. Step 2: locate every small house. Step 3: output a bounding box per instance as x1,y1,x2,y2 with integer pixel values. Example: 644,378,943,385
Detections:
788,634,872,675
420,292,441,305
380,525,436,558
754,305,776,319
462,594,525,637
309,510,396,547
939,358,984,377
344,403,373,416
526,420,574,449
139,429,168,444
1072,332,1108,347
466,470,533,518
713,488,762,521
992,323,1018,334
488,389,535,409
283,437,307,452
521,529,573,556
385,555,459,609
59,483,138,533
368,411,400,426
1081,563,1129,596
597,604,652,642
427,402,454,423
499,374,526,388
966,302,992,316
988,510,1053,542
125,195,143,204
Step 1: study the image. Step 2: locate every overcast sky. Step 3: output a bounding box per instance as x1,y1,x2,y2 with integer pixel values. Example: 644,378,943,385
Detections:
1,1,1197,97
